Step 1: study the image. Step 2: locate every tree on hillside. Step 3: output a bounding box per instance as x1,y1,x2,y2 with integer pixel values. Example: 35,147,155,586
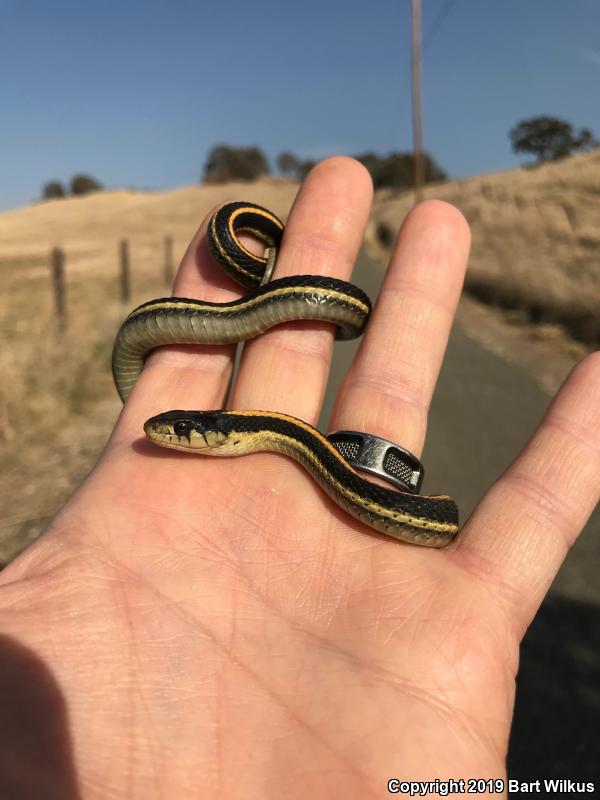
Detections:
296,160,317,180
353,152,381,181
421,153,448,184
509,116,598,164
276,151,300,179
70,173,103,195
42,180,66,199
203,145,270,183
353,151,447,189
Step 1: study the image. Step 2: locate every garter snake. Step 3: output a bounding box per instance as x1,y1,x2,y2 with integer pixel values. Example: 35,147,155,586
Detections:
113,201,460,547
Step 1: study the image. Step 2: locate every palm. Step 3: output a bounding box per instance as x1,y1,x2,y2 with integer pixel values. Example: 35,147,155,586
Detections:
0,159,598,799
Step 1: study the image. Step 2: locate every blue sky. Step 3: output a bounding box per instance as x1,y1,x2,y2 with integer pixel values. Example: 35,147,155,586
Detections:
1,0,599,210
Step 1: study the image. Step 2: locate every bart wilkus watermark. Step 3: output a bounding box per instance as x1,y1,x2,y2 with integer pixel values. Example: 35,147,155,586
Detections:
386,778,596,795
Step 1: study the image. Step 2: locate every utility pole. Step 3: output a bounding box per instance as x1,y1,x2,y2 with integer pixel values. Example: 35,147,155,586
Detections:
411,0,424,203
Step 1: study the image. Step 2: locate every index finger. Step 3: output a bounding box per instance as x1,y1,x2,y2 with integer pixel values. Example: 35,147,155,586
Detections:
110,207,240,444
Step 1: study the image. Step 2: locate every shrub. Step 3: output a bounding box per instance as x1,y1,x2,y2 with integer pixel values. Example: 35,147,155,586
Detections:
42,181,66,200
353,151,447,188
276,151,300,178
70,174,103,195
203,145,270,183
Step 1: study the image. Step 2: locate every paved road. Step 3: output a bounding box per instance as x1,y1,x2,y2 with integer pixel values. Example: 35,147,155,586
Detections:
320,253,599,782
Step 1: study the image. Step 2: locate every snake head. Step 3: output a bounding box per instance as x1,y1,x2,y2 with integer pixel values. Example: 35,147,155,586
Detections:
144,410,229,451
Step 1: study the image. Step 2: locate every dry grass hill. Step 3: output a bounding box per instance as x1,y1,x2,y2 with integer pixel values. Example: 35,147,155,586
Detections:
0,153,598,563
366,147,600,344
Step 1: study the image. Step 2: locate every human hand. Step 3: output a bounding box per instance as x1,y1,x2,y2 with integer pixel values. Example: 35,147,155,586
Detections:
0,158,598,799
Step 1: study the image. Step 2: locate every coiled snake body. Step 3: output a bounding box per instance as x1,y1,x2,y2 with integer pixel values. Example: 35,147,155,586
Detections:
112,202,459,547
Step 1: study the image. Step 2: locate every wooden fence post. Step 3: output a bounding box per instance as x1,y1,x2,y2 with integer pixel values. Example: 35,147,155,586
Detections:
164,235,174,288
50,246,67,334
119,239,130,302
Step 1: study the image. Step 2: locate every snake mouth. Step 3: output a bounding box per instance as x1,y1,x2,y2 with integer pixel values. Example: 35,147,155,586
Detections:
145,425,199,447
143,415,226,451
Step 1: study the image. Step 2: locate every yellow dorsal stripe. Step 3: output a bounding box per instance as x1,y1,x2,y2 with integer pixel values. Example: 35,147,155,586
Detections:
225,412,454,521
228,205,284,231
227,206,284,263
258,428,457,533
228,410,359,473
126,285,370,322
210,213,257,280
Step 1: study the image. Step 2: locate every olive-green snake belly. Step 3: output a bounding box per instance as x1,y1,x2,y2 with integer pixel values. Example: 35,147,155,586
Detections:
112,202,460,547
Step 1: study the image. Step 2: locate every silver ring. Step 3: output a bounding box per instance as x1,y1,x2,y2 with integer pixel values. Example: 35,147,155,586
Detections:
327,430,424,492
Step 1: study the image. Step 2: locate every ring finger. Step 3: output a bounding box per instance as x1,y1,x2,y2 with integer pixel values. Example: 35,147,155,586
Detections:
330,200,470,456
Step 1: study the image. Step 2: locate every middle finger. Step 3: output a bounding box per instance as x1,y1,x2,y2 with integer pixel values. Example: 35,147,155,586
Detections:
230,157,373,424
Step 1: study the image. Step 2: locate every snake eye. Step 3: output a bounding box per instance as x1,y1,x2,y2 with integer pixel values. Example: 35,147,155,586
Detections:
173,420,193,437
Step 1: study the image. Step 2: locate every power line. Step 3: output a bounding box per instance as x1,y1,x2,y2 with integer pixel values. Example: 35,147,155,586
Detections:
423,0,460,51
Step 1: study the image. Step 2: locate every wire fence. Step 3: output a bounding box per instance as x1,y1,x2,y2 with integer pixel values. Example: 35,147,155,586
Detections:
48,234,175,334
0,235,180,565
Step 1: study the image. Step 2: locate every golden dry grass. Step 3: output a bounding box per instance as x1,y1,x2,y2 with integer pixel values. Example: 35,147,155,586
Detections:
0,180,298,563
367,148,600,343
